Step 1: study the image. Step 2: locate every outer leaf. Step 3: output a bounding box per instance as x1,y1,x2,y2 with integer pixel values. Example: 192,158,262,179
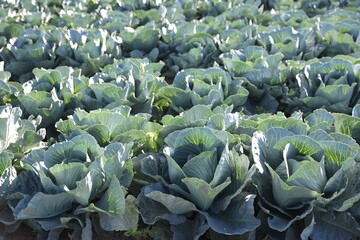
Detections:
69,170,104,205
133,29,159,52
267,163,320,209
252,131,268,174
98,195,138,231
96,176,125,216
273,135,323,158
333,113,360,142
165,127,224,165
136,187,187,225
144,183,198,215
329,159,360,212
182,149,218,183
163,153,187,186
0,166,16,208
21,149,45,169
35,215,82,232
182,177,231,211
267,203,314,233
212,150,255,212
0,105,21,152
171,213,208,240
103,142,133,187
308,129,334,142
156,87,191,112
18,90,65,128
265,127,296,168
0,151,12,175
82,217,93,240
315,85,354,109
258,118,308,135
70,134,103,159
49,162,88,190
311,211,360,240
305,108,335,127
8,170,44,196
38,171,60,194
182,105,214,123
210,144,232,188
286,159,327,193
206,194,260,235
85,124,110,146
319,141,353,167
44,141,76,168
16,192,74,219
10,130,44,153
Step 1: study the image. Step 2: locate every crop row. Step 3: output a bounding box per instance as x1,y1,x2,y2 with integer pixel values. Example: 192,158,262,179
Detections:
1,0,360,239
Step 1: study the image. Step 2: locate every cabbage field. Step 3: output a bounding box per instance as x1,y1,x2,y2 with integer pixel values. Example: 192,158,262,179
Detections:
1,0,360,239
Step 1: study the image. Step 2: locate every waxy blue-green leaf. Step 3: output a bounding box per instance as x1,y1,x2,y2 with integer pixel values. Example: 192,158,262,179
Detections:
85,124,110,146
273,135,323,158
267,163,320,209
329,133,359,151
333,113,360,142
0,74,18,105
209,145,232,189
144,183,198,215
38,171,60,195
252,131,268,174
95,176,125,217
8,170,44,196
171,213,209,240
163,152,187,187
136,186,188,225
49,162,88,190
266,203,315,233
165,127,225,166
263,127,296,168
111,114,150,137
258,27,321,60
44,141,76,168
324,159,360,212
212,149,255,212
319,141,353,175
218,27,256,53
44,134,102,168
0,105,21,152
159,105,213,138
16,192,74,219
169,32,216,71
286,159,327,193
296,57,358,114
0,166,16,208
182,177,231,211
258,118,308,135
181,105,214,123
69,170,104,206
121,26,159,53
98,195,138,231
305,108,335,127
308,129,334,142
103,142,133,188
18,90,65,128
205,194,260,235
9,130,45,154
156,86,191,113
182,149,218,183
316,85,355,105
0,151,12,175
311,211,360,240
352,104,360,118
